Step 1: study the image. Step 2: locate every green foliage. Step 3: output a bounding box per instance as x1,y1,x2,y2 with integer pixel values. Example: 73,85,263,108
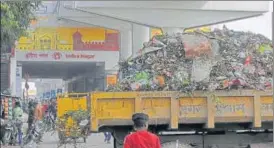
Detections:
56,110,90,139
1,1,40,53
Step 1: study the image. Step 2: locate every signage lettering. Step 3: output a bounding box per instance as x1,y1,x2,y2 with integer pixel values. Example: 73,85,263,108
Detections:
180,105,203,114
24,52,95,60
261,103,273,112
137,92,174,98
65,53,95,59
39,53,49,58
216,104,245,113
26,52,38,59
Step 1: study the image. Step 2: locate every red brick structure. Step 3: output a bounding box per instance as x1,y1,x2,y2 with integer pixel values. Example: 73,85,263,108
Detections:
73,31,119,51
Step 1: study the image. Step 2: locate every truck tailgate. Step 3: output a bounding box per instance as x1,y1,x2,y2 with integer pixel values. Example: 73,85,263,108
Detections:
90,90,273,132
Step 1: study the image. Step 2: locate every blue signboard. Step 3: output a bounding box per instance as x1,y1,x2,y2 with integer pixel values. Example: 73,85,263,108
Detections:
46,92,51,98
51,90,56,98
57,88,62,94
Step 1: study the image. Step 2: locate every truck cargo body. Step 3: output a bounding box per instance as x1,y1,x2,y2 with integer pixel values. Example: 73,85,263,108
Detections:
90,90,273,148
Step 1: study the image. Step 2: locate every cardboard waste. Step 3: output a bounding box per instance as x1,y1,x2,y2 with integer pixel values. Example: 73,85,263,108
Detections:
107,26,273,92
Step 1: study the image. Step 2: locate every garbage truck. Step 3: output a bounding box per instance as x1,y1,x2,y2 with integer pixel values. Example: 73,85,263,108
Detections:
57,28,273,148
57,90,273,148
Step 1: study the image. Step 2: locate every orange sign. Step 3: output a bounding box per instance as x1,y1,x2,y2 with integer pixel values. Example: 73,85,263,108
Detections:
106,75,117,86
151,28,162,37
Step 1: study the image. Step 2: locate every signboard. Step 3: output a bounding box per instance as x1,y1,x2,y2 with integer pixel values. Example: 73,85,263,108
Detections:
28,90,37,96
16,50,119,70
51,90,56,98
57,88,62,95
46,92,51,98
19,51,95,61
1,53,10,62
106,75,117,86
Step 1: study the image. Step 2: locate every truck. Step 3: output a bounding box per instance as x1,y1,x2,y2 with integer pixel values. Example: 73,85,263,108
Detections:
57,90,273,148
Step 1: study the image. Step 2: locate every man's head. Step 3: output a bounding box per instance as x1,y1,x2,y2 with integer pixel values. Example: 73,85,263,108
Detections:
15,101,21,107
132,113,149,131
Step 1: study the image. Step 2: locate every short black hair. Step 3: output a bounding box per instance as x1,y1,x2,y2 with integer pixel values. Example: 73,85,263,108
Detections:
132,113,149,128
15,101,20,107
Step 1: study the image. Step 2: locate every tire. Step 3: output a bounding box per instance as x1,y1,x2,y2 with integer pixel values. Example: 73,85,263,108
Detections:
2,131,11,145
58,131,66,144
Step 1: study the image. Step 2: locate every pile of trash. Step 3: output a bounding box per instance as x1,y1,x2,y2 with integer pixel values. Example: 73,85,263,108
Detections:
107,26,273,92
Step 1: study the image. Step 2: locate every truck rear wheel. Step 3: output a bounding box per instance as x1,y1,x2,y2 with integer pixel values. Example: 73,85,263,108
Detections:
161,141,195,148
111,127,129,148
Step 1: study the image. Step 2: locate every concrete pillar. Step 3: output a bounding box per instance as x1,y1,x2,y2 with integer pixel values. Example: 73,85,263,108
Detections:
9,56,17,96
132,24,150,57
120,30,133,60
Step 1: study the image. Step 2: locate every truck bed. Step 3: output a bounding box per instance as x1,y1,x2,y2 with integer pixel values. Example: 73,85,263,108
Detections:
90,90,273,131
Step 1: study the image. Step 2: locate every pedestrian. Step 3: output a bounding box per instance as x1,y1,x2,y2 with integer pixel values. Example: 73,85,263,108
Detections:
104,132,111,144
34,101,43,121
48,99,57,121
13,101,23,145
27,100,36,132
123,113,161,148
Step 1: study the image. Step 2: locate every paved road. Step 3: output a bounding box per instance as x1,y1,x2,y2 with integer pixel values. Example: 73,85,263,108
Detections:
2,132,113,148
2,114,114,148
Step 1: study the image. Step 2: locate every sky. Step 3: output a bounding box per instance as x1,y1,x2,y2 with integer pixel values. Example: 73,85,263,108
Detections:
212,1,273,39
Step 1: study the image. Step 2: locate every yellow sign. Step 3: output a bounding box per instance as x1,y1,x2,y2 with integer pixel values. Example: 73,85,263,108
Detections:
151,28,162,38
150,26,211,38
106,75,117,86
185,26,211,33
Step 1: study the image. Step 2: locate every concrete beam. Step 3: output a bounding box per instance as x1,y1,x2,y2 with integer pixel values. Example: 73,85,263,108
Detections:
71,1,269,28
58,5,132,31
73,1,269,12
78,7,265,28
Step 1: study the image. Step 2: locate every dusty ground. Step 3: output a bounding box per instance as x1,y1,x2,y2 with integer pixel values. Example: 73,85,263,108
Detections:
1,114,113,148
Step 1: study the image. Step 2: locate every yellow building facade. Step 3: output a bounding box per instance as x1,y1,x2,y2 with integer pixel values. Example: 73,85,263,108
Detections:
16,27,119,51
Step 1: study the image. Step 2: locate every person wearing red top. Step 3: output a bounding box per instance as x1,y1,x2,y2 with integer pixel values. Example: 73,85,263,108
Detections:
123,113,161,148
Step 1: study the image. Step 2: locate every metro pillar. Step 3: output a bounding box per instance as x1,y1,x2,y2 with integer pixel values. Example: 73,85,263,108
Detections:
9,55,17,96
132,24,150,57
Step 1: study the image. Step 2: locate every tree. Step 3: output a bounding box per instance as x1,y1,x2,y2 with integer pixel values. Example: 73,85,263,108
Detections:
1,1,40,53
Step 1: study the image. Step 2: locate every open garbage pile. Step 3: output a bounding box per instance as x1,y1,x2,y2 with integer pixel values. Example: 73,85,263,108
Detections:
107,26,273,92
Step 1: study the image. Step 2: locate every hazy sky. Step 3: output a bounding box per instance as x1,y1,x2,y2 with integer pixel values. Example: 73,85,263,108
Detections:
212,1,273,39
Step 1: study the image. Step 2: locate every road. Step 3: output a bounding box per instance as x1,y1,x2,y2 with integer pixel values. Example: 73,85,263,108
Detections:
2,114,114,148
2,132,113,148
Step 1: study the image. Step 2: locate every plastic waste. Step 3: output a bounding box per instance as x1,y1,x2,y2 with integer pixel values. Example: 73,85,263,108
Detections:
108,26,273,92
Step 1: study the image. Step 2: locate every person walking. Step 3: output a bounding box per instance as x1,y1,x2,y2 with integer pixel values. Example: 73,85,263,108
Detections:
13,101,23,145
27,100,36,132
104,132,111,144
123,113,161,148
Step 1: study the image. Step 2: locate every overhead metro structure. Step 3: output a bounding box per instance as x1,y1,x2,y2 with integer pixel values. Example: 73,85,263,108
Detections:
57,1,269,59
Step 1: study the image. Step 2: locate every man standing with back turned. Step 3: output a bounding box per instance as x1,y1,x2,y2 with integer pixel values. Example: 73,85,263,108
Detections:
123,113,161,148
